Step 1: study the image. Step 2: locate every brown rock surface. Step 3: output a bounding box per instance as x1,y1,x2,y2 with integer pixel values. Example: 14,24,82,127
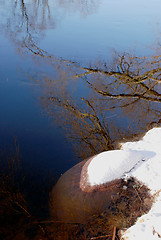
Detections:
50,158,122,223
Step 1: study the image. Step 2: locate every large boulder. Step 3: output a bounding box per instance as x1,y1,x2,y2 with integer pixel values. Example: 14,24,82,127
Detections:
49,147,153,224
49,157,122,223
50,127,160,239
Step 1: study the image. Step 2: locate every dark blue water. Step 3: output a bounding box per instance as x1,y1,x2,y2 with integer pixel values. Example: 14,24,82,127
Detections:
1,0,161,186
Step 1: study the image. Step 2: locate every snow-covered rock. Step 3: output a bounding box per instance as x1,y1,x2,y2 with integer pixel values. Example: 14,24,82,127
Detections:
81,127,161,239
80,149,154,192
51,127,161,238
50,160,123,223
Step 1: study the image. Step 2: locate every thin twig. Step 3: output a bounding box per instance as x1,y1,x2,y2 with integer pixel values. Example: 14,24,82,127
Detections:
133,187,143,205
90,234,110,239
112,226,116,240
15,201,31,217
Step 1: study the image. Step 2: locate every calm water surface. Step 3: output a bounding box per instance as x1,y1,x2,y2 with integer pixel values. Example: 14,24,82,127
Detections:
1,0,161,185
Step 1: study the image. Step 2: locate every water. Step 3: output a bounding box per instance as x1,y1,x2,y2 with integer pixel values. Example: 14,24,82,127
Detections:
1,0,161,225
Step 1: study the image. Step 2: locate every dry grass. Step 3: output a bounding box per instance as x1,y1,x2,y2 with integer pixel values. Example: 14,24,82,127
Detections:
39,178,153,240
0,145,50,239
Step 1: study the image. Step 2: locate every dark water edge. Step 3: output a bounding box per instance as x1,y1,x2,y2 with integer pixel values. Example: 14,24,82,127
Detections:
0,123,157,240
0,146,154,240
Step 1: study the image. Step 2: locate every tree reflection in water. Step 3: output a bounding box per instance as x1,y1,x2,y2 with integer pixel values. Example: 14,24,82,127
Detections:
1,0,100,57
32,50,161,159
54,0,100,16
6,36,160,158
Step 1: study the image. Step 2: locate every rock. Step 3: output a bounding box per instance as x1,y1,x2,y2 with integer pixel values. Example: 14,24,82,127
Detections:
49,148,153,224
49,157,122,223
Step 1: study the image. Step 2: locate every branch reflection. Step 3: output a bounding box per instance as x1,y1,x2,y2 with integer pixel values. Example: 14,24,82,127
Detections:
35,50,161,158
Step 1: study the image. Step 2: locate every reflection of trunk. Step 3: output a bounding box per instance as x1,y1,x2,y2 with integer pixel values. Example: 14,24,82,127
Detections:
20,0,29,32
19,0,47,56
3,0,54,57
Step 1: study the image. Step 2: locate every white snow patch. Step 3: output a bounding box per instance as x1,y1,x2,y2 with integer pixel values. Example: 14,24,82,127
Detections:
87,149,152,186
119,127,161,240
121,127,161,193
